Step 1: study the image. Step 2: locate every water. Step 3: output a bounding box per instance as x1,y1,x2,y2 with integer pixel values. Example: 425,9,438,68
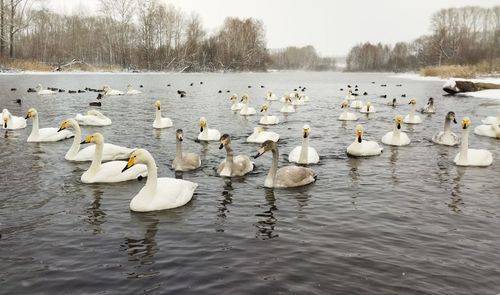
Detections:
1,72,499,294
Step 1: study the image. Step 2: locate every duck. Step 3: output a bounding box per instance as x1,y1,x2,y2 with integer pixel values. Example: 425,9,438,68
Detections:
338,100,358,121
58,119,133,161
481,110,500,125
266,91,278,101
198,117,221,141
350,99,363,109
474,117,500,139
432,112,460,146
259,103,279,125
80,133,147,183
454,118,493,166
280,95,295,113
230,94,243,111
254,140,317,188
103,85,124,96
247,127,280,143
172,129,201,171
2,109,27,129
153,100,173,128
403,99,422,124
288,125,320,164
126,84,142,95
421,97,436,113
25,108,73,142
75,110,112,126
381,115,411,146
122,149,198,212
360,101,376,113
217,134,254,177
346,125,383,156
35,84,56,95
387,98,398,107
239,95,256,115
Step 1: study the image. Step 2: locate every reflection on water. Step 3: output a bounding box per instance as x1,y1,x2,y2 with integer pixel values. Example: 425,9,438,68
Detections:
389,146,399,185
85,189,106,234
347,157,361,206
449,166,466,213
153,128,162,139
254,189,278,240
216,188,233,232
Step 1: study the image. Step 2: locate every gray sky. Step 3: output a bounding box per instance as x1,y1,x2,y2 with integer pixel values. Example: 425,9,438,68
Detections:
44,0,499,56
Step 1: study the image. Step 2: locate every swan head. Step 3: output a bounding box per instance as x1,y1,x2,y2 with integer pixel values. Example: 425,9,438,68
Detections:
155,100,161,110
219,134,231,149
199,117,207,132
366,101,372,111
81,132,104,145
58,118,77,132
254,140,276,158
428,97,434,105
230,94,238,101
176,129,184,141
25,108,38,119
341,100,348,108
356,125,363,143
461,117,470,129
409,99,417,105
240,94,249,102
446,111,457,124
267,91,273,96
303,125,310,138
285,96,292,103
260,103,269,112
122,149,150,173
2,109,11,128
395,115,403,129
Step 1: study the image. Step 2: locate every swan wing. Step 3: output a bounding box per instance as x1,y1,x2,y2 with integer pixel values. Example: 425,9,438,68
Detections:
275,166,317,188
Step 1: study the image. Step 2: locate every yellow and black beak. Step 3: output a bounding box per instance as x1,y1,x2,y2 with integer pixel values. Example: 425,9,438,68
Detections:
200,125,204,132
25,112,31,119
122,157,135,173
219,143,224,149
357,130,363,143
58,122,67,132
303,129,310,138
453,118,457,124
157,105,161,110
3,119,7,128
80,136,92,144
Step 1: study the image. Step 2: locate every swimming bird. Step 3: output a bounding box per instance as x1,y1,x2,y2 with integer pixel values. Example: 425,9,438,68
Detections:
266,91,277,101
217,134,254,177
350,98,363,109
230,94,243,111
288,125,320,164
254,140,317,188
280,96,295,113
403,99,422,124
35,84,56,95
292,95,305,106
122,149,198,212
80,133,147,183
474,116,500,139
421,97,436,113
2,109,27,129
454,118,493,166
198,117,221,141
25,108,73,142
239,95,256,115
247,127,280,143
345,90,355,100
360,101,376,113
346,125,383,156
432,112,460,146
172,129,201,172
75,110,112,126
153,100,173,128
338,100,358,121
481,110,500,125
259,103,279,125
381,115,410,146
387,98,398,107
103,85,124,96
126,84,142,95
89,102,101,107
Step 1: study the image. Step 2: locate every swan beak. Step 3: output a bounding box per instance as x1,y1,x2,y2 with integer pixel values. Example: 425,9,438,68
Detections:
303,130,309,138
397,123,401,130
453,118,457,124
178,136,183,142
200,126,203,132
260,108,264,112
3,120,7,128
254,147,265,159
80,136,92,144
157,106,161,110
58,122,67,132
240,97,244,102
122,157,135,173
25,112,31,119
219,143,224,149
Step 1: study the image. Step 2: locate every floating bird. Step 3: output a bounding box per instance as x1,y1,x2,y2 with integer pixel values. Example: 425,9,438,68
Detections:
153,100,173,128
454,118,493,166
25,108,73,142
338,100,358,121
172,129,201,172
403,99,422,124
288,125,319,164
198,117,221,141
346,125,383,157
2,109,26,129
421,97,436,114
247,127,280,143
217,134,254,177
381,115,410,146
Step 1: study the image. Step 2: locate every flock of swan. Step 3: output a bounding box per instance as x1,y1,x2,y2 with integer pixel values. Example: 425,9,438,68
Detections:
2,83,499,212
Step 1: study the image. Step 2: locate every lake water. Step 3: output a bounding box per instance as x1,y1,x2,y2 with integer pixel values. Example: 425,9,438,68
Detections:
0,72,499,294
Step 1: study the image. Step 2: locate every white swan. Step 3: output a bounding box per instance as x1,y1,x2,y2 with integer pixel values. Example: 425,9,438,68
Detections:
217,134,254,177
239,95,256,115
300,94,310,102
347,125,383,156
58,119,133,161
247,127,280,143
75,110,112,126
281,92,298,102
381,115,411,146
432,111,460,146
403,99,422,124
259,103,279,125
153,100,173,129
288,125,320,164
266,91,278,101
230,94,243,111
421,97,436,114
350,99,363,109
481,110,500,125
338,100,358,121
80,133,147,183
35,84,56,95
2,109,26,129
126,84,142,95
454,118,493,166
292,95,305,106
280,96,295,113
360,101,376,113
198,117,221,141
345,90,355,100
122,149,198,212
387,98,398,107
25,108,73,142
172,129,201,171
103,85,124,96
474,117,500,139
254,140,317,188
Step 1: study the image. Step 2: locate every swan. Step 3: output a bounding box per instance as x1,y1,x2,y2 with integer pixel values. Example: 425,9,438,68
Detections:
288,125,320,164
247,127,280,143
481,110,500,125
292,95,305,106
381,115,411,146
421,97,436,114
254,140,317,188
346,125,383,156
230,94,243,111
338,100,358,121
217,134,254,177
2,109,27,129
474,117,500,139
103,85,124,96
345,90,355,100
454,118,493,166
25,108,73,142
58,119,133,161
280,96,295,113
259,103,279,125
172,129,201,171
122,149,198,212
239,95,256,115
35,84,56,95
350,99,363,109
403,99,422,124
360,101,376,113
198,117,221,141
153,100,173,128
300,94,310,102
266,91,278,101
80,133,147,183
387,98,398,107
281,92,298,102
126,84,142,95
432,111,460,146
75,110,112,126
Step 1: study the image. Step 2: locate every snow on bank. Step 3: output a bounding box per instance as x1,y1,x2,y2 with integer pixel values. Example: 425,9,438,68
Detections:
392,73,500,84
458,89,500,100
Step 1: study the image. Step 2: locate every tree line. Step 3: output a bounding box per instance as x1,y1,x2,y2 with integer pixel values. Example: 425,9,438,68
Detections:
0,0,335,72
346,6,500,72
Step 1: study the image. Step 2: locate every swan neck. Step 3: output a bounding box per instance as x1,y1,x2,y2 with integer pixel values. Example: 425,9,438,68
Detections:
459,128,469,163
176,139,183,160
144,157,158,194
298,137,309,163
155,109,161,124
202,126,208,137
266,146,279,187
410,104,415,118
89,142,103,174
67,124,82,158
225,144,234,163
444,118,451,134
30,115,40,138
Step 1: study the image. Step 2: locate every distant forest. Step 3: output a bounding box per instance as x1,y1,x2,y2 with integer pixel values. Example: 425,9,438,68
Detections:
0,0,335,72
346,6,500,72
